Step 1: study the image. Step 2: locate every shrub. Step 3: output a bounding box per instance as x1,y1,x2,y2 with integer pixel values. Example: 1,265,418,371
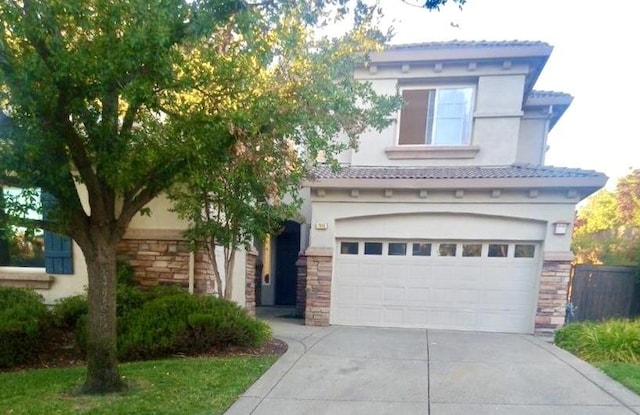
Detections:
116,284,146,318
117,292,271,361
555,319,640,363
51,294,88,329
116,260,137,287
0,287,48,368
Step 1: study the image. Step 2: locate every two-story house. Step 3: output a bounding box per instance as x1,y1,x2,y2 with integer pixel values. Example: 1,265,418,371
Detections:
264,41,606,335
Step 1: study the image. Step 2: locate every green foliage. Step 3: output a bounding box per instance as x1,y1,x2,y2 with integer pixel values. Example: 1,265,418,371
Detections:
0,287,48,368
50,294,88,329
555,320,640,363
573,170,640,265
116,260,137,287
117,292,270,361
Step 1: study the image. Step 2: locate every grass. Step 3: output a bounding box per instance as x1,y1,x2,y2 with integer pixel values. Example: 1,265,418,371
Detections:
597,362,640,395
0,356,277,415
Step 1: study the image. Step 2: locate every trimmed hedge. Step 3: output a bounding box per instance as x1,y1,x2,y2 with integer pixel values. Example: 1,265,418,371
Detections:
1,283,271,368
0,287,49,368
117,292,271,360
51,294,88,329
73,286,271,361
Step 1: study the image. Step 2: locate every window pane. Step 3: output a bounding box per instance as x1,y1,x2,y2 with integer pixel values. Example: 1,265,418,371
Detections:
398,90,431,145
438,243,457,257
488,244,509,258
340,242,358,255
388,243,407,256
515,244,535,258
412,243,431,256
364,242,383,255
462,244,482,257
431,88,473,146
1,187,45,268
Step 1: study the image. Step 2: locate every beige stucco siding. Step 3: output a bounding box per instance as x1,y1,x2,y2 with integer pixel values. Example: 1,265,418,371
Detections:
308,191,575,254
517,114,548,165
343,70,536,167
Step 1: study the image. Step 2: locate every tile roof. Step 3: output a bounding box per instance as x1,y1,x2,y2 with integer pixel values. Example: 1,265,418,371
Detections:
387,40,551,50
527,90,572,100
311,164,604,180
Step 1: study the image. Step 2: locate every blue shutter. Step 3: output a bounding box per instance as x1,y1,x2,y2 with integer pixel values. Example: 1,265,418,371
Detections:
41,192,73,274
44,231,73,274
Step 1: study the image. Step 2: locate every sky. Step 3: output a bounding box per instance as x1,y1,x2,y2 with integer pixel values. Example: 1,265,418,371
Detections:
374,0,639,188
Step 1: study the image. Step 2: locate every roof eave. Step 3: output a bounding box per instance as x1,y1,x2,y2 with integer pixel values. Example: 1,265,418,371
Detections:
302,175,607,194
369,45,553,64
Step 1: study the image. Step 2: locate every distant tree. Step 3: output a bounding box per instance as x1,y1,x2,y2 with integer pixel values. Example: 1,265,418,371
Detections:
573,170,640,265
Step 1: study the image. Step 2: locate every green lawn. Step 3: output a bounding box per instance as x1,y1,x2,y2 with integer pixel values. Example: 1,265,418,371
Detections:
0,356,277,415
598,362,640,395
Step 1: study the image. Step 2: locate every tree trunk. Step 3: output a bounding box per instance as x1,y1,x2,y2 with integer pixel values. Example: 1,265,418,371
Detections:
224,247,235,300
207,240,223,297
79,232,125,394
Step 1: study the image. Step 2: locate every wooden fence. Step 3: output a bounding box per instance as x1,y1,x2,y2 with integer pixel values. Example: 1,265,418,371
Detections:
568,265,640,322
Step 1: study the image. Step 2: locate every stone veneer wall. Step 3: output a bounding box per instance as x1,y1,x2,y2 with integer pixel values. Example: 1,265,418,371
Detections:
244,251,257,316
535,259,571,335
295,257,307,318
304,251,332,326
117,239,214,294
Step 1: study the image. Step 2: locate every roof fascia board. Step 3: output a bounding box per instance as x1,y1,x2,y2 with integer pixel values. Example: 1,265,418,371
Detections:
303,176,607,190
369,45,552,64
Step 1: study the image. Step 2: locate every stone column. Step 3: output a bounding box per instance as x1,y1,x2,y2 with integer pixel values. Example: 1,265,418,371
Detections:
304,247,333,326
295,257,307,319
245,249,258,317
535,253,572,335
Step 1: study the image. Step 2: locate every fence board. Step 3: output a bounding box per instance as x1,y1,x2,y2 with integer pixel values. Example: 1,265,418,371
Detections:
569,265,639,322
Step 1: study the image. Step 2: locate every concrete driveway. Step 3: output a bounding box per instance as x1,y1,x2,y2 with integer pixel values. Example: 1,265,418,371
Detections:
226,317,640,415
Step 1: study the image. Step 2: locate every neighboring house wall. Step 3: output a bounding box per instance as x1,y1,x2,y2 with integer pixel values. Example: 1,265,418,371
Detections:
1,189,249,306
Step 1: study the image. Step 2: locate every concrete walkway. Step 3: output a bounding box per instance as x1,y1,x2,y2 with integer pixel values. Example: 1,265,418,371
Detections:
226,313,640,415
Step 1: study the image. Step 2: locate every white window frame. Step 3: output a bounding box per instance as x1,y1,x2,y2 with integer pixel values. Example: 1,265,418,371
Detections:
396,84,475,146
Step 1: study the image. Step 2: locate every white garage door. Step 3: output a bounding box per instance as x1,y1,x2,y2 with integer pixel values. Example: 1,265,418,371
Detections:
331,240,540,333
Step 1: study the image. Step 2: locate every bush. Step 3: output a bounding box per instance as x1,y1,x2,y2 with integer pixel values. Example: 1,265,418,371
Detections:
0,287,48,368
555,319,640,363
116,260,137,287
117,292,271,361
51,294,88,329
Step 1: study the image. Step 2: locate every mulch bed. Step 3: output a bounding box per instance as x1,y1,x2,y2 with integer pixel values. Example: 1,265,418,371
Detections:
2,327,288,373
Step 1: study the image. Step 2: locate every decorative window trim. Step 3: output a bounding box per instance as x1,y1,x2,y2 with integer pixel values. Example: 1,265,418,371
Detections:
385,145,480,159
0,268,54,289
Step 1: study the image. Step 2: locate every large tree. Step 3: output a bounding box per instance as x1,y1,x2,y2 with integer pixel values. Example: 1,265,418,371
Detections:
0,0,463,394
167,4,401,298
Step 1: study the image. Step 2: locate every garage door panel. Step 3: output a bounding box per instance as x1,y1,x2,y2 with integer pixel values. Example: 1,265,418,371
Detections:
332,238,541,333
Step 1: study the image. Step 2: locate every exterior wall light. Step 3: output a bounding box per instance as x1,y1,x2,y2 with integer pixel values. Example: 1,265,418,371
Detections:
553,222,570,235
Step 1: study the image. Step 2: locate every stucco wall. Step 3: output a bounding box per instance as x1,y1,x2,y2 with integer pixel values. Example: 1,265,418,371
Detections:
517,113,548,165
308,188,576,254
342,64,539,168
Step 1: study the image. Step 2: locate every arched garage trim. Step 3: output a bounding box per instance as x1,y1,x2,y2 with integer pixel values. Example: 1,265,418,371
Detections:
335,212,546,242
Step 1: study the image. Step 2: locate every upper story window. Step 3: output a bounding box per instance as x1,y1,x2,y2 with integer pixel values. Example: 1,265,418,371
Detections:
398,86,474,146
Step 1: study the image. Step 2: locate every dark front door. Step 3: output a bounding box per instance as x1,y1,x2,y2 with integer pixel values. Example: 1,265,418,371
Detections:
275,221,300,305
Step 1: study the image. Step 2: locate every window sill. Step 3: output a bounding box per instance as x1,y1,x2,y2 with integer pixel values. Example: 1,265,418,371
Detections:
0,269,54,290
385,145,480,159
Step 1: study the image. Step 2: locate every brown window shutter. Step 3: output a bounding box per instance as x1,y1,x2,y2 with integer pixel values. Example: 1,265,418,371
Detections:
398,90,430,145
